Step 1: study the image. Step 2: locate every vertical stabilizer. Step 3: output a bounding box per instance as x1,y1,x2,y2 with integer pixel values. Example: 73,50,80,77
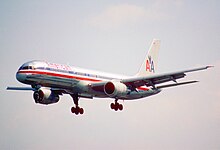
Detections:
136,39,160,76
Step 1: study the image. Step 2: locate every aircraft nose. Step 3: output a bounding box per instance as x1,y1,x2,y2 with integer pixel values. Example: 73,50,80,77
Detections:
16,72,26,83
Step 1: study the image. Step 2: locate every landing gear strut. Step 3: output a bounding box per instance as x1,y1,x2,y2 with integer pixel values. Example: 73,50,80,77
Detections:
71,94,84,115
110,100,123,111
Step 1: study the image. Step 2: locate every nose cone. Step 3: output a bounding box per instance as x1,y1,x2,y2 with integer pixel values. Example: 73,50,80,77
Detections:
16,72,26,83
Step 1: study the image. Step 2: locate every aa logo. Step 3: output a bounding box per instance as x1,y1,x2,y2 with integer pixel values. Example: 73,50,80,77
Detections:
146,56,155,72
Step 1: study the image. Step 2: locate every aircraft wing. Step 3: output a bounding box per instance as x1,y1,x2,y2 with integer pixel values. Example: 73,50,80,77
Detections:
6,86,94,99
121,66,212,89
7,87,35,91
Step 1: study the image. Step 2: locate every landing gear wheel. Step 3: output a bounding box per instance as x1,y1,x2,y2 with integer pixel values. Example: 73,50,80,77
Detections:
79,108,84,114
110,103,115,109
118,104,123,111
75,107,79,115
114,103,119,111
114,106,119,111
110,100,123,112
71,107,76,113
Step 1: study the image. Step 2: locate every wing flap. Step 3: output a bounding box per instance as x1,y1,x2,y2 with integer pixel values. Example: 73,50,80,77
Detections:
156,81,198,89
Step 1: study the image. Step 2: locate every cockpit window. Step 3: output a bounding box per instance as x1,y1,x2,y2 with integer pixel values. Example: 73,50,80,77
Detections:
19,65,34,70
29,66,34,69
23,66,29,70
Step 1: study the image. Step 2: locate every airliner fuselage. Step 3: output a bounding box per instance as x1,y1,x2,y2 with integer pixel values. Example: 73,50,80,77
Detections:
16,60,161,100
7,39,211,115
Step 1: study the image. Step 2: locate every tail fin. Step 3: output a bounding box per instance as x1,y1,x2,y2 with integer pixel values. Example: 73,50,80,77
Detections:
136,39,160,76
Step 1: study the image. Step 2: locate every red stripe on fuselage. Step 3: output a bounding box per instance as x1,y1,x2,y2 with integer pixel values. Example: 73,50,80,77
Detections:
18,70,149,91
18,70,101,82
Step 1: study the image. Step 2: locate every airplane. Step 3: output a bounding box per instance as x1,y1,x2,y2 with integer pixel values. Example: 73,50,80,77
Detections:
7,39,212,115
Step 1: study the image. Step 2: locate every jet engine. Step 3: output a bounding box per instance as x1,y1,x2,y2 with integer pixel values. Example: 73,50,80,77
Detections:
33,88,59,105
104,81,128,98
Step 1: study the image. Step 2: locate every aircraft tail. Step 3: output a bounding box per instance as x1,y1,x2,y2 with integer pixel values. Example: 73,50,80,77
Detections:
136,39,160,76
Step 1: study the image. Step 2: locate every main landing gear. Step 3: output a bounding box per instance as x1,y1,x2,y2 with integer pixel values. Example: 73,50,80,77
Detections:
110,100,123,111
71,94,84,115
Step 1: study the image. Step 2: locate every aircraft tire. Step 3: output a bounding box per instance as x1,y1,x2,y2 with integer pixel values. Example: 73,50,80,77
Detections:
119,104,123,111
110,103,115,109
71,107,76,114
79,108,84,114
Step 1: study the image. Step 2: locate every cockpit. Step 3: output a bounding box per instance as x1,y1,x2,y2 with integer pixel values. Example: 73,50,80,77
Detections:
19,65,35,70
18,60,47,71
16,60,47,84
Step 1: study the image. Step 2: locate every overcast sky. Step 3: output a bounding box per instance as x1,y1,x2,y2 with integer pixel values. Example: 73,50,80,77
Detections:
0,0,220,149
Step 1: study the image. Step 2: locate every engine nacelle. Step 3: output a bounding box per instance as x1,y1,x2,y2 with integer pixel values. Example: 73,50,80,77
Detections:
33,88,59,105
104,81,128,98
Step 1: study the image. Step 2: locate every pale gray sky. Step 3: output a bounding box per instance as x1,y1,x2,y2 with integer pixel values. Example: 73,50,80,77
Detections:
0,0,220,149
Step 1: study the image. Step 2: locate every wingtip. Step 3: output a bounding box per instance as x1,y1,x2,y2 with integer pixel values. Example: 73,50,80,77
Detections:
206,65,214,69
188,80,199,84
6,87,12,90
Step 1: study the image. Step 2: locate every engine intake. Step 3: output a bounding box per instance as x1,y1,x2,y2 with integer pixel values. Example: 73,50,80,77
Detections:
104,81,128,98
33,88,59,105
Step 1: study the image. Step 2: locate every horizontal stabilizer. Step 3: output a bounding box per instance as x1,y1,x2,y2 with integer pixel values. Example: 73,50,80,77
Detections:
156,81,198,89
7,87,34,91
